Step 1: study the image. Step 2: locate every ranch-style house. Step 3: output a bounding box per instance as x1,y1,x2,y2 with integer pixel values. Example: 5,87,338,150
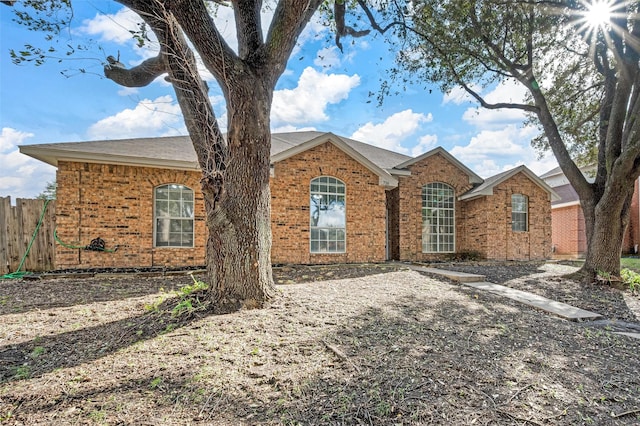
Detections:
20,131,558,269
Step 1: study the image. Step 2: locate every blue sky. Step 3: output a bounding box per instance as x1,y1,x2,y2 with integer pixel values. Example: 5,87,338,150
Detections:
0,1,558,199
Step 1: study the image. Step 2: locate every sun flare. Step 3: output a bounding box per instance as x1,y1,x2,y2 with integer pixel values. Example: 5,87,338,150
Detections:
583,0,613,28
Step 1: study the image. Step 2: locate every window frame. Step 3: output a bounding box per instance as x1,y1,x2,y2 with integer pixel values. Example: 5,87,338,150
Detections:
511,193,529,232
422,182,456,253
153,183,195,248
309,176,346,254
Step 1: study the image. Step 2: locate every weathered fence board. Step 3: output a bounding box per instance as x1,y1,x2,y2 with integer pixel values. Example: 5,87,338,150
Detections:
0,197,56,275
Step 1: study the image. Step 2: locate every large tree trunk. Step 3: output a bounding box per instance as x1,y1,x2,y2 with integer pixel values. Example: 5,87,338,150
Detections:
205,79,275,313
150,8,275,313
573,181,634,282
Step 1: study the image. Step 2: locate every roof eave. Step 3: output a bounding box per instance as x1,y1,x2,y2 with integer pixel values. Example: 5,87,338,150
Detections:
19,146,200,171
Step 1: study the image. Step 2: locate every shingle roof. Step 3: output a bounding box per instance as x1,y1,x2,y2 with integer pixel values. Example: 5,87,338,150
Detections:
551,183,580,205
20,131,411,172
459,165,560,201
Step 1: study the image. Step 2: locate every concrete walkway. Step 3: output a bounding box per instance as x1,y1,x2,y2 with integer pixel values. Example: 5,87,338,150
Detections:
408,264,602,321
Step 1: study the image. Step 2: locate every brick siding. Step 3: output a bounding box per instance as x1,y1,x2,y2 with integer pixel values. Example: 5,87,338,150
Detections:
270,142,387,264
395,152,475,261
55,141,388,269
462,172,552,261
55,162,207,269
551,205,585,258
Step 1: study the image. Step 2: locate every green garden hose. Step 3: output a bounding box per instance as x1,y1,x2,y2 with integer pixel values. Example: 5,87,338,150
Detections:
54,228,118,253
1,199,51,280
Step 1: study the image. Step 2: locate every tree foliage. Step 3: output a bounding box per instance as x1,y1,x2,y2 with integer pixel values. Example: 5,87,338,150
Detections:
387,0,640,279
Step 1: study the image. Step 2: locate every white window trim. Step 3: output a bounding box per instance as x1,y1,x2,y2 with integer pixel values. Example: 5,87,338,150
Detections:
153,183,195,248
511,194,529,232
310,176,347,254
422,182,456,254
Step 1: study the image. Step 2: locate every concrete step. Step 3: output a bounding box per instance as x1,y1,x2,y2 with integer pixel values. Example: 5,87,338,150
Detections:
462,281,602,321
411,266,486,283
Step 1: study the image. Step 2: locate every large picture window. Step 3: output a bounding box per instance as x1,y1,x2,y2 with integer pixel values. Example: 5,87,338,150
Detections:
310,176,346,253
422,183,455,253
154,184,194,247
512,194,528,232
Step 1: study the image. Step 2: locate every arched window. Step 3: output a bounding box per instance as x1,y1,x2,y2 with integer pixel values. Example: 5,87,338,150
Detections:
422,183,455,253
310,176,346,253
511,194,528,231
154,184,194,247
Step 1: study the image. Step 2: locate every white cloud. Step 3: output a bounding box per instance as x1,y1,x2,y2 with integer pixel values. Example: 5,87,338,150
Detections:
411,134,438,157
87,95,185,139
351,109,433,153
272,67,360,124
77,7,160,65
77,8,143,44
314,46,342,68
0,127,32,152
449,124,556,177
0,128,55,199
442,85,479,105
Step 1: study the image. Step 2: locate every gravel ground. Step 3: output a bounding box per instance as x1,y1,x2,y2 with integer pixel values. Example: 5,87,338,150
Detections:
1,262,640,425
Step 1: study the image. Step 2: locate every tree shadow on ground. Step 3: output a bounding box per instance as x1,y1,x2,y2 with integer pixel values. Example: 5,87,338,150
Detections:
258,293,640,425
0,274,193,316
0,294,209,385
3,270,640,424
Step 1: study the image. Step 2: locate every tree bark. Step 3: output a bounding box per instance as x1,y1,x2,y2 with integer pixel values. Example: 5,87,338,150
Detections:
578,186,633,281
205,78,275,313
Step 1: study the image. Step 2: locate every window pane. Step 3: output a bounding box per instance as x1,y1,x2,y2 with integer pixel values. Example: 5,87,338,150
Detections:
155,200,169,217
422,183,455,253
182,201,194,218
310,177,346,253
154,185,194,247
169,201,181,217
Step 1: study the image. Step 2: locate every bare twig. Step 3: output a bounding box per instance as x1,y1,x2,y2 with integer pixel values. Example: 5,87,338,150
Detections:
611,408,640,419
323,340,360,372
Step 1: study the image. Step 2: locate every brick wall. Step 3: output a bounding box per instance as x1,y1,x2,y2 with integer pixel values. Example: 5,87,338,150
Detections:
463,172,552,261
55,162,207,269
551,205,585,258
396,160,552,261
396,153,475,261
270,142,387,264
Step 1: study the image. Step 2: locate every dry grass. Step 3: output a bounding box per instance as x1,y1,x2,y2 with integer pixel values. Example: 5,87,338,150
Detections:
1,263,640,425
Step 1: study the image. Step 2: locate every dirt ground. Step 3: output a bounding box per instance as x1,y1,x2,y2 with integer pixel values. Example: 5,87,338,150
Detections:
1,261,640,425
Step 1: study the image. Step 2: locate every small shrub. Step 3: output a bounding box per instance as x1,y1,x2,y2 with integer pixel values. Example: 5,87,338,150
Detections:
170,274,209,317
445,251,483,261
13,365,30,380
30,346,45,359
621,268,640,293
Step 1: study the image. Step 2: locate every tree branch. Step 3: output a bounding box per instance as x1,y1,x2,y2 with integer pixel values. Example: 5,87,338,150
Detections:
103,54,166,87
334,0,370,52
460,80,539,112
234,0,263,59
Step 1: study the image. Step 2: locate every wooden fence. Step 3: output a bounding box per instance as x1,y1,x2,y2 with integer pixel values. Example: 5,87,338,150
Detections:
0,197,56,275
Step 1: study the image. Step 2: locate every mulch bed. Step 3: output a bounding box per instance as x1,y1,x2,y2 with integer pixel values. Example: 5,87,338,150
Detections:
1,262,640,425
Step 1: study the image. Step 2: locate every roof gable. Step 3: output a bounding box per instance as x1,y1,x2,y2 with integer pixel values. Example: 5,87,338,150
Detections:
459,165,560,201
270,132,398,188
392,147,484,184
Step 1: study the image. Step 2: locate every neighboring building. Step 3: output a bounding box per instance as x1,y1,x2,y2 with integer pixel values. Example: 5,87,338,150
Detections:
541,165,640,258
20,131,558,269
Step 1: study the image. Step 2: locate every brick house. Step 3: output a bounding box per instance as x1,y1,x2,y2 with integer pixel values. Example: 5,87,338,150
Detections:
21,131,557,269
541,166,640,258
